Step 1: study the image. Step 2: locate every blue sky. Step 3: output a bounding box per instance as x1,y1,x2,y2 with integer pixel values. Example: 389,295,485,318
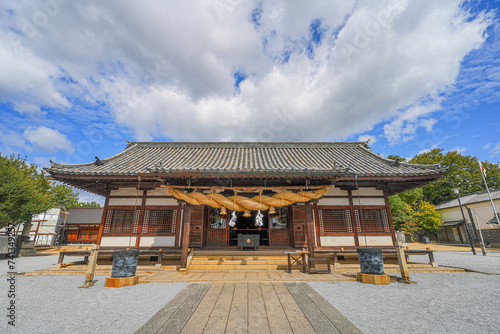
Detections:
0,0,499,203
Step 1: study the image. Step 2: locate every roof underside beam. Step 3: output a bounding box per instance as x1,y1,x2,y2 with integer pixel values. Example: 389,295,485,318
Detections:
50,173,441,197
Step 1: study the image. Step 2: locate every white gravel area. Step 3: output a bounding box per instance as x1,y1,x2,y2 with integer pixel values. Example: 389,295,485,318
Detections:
0,254,64,276
0,255,187,334
409,251,500,274
311,251,500,334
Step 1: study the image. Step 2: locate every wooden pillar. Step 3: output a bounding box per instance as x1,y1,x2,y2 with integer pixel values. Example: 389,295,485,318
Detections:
313,203,321,247
180,203,192,269
384,190,398,245
135,190,148,248
395,242,410,281
33,221,41,245
348,190,360,247
305,202,315,269
96,191,110,245
78,244,99,288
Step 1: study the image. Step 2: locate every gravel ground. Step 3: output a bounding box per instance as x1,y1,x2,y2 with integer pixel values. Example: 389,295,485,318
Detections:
311,250,500,334
0,254,64,276
0,255,186,334
409,251,500,274
1,251,499,333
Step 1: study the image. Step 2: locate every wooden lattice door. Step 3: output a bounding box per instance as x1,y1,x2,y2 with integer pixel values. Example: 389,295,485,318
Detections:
291,205,307,248
189,206,205,248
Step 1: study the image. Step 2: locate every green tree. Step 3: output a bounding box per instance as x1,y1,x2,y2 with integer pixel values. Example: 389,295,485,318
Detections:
48,183,102,208
74,201,101,208
0,154,54,227
400,201,442,240
411,201,443,235
389,187,423,227
400,204,420,241
49,183,79,208
410,149,500,204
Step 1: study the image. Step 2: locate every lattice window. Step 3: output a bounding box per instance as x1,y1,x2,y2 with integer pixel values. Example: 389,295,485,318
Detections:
206,229,227,247
103,209,139,234
269,229,290,246
318,209,353,234
142,209,177,235
355,208,391,233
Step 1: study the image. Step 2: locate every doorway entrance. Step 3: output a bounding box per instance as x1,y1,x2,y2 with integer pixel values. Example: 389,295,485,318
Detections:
229,211,269,246
202,207,292,248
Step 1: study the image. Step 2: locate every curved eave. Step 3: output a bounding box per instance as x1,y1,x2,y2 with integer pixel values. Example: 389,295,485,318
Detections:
45,168,446,178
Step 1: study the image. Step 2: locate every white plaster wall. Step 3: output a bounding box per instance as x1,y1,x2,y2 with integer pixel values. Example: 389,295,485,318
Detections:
438,200,500,230
139,236,176,247
100,236,137,247
318,197,350,206
145,197,178,206
357,236,393,246
325,188,349,196
352,198,385,206
352,187,383,196
320,236,356,246
110,188,143,196
108,198,142,206
439,208,463,223
466,200,500,229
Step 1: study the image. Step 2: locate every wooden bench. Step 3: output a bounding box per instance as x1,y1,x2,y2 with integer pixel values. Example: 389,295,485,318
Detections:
283,251,308,273
315,248,437,268
58,248,182,266
284,251,332,274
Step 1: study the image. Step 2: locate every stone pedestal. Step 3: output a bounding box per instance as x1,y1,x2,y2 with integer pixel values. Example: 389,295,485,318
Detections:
105,275,139,288
15,222,36,257
357,272,391,285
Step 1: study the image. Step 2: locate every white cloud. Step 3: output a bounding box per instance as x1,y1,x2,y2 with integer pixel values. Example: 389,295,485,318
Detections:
483,143,491,150
23,126,74,153
0,130,26,153
491,141,500,158
417,142,441,155
357,134,377,144
383,101,441,144
450,146,466,154
0,0,493,142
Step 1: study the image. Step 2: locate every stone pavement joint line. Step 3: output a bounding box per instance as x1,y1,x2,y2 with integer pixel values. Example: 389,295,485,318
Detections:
137,281,362,334
135,283,212,334
285,282,363,334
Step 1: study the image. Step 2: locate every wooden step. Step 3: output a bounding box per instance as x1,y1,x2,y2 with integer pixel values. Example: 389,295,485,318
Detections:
188,264,298,271
190,259,287,264
193,255,287,261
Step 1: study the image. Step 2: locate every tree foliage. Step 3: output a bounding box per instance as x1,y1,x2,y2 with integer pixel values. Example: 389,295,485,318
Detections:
389,187,423,226
399,201,443,240
49,184,79,208
74,201,101,208
0,155,102,227
0,154,54,227
49,183,101,208
409,149,500,204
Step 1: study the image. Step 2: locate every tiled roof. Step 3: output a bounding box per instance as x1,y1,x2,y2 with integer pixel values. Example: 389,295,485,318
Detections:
45,142,444,178
66,207,103,224
436,188,500,210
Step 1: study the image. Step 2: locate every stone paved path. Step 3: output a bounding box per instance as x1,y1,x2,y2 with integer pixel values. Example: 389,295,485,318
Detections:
136,281,362,334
